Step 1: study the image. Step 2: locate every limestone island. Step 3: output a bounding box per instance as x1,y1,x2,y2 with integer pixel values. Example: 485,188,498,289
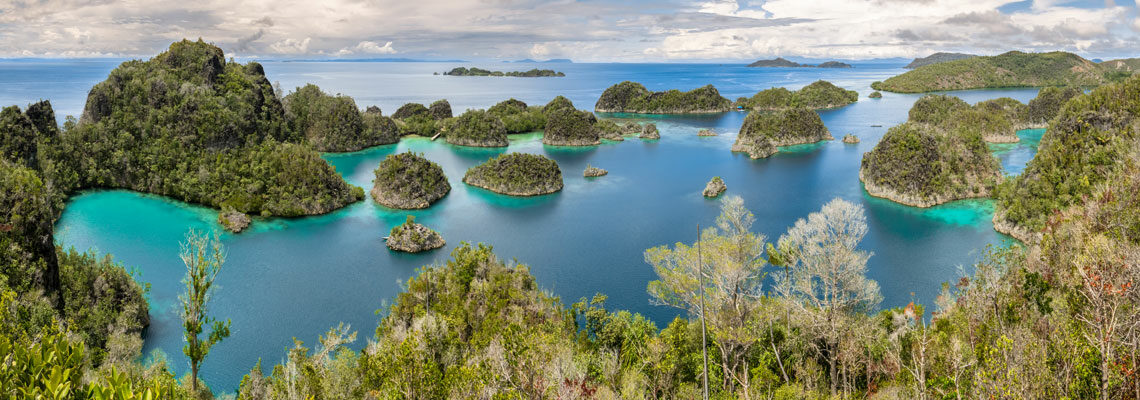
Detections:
640,123,660,139
860,121,1002,207
445,109,509,147
370,152,450,209
698,129,717,136
735,80,858,111
543,107,600,146
594,81,732,113
392,100,450,136
904,52,976,69
746,58,852,68
283,84,398,152
732,108,832,159
703,177,726,198
386,215,445,253
868,91,882,99
488,98,546,134
911,94,1023,143
443,67,565,77
994,76,1140,243
593,120,624,141
842,134,859,144
874,51,1112,93
463,153,564,196
583,164,608,177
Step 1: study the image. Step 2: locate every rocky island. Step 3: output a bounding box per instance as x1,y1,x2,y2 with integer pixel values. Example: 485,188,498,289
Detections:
543,107,600,146
392,101,449,136
488,98,546,134
640,123,660,139
594,81,732,113
463,153,564,196
735,80,858,111
843,134,859,144
698,129,717,136
909,94,1021,143
370,152,450,209
593,120,624,141
731,108,832,159
747,57,852,68
583,165,608,177
283,84,398,152
869,91,882,99
443,67,564,77
703,176,726,197
218,206,251,233
445,109,509,147
874,51,1111,93
386,215,445,253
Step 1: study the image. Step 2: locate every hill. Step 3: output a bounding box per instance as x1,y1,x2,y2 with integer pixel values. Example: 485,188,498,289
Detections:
904,52,976,69
875,51,1112,93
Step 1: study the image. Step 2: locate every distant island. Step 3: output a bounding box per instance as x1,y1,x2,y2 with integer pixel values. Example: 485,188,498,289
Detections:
504,58,573,63
874,51,1116,93
463,153,564,196
442,67,565,77
594,81,732,113
731,108,832,159
735,80,858,111
904,52,976,69
747,57,852,68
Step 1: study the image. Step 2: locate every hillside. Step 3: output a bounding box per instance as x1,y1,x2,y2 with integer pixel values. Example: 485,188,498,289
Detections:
875,51,1112,93
904,52,976,69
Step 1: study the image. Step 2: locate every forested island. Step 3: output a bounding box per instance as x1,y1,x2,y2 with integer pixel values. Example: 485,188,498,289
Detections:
442,67,564,77
734,80,858,111
463,153,564,195
903,52,976,69
370,152,450,209
731,108,832,158
874,51,1118,93
594,81,732,113
746,57,852,68
283,84,399,152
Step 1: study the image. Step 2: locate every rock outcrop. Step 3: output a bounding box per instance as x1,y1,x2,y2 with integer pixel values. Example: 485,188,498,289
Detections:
703,177,726,198
640,123,660,139
698,129,717,136
386,216,445,253
370,152,451,209
842,134,859,144
583,165,608,177
543,108,600,146
218,206,251,233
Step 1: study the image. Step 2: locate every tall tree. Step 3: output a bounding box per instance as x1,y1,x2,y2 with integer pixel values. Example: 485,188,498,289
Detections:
771,198,881,397
179,229,231,393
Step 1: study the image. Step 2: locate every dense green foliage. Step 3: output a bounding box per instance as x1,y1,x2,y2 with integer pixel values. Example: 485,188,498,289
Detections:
542,108,600,146
732,108,831,158
995,75,1140,239
903,52,976,69
736,80,858,110
282,84,397,152
428,99,452,120
594,81,732,113
445,109,508,147
463,153,563,196
908,94,970,125
392,102,449,136
975,97,1029,125
860,122,1002,206
0,105,40,169
1027,86,1083,125
370,152,450,209
877,51,1113,93
443,67,565,77
487,98,546,134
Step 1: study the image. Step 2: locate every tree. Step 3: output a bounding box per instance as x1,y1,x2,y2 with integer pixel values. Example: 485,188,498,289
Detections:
771,198,881,397
179,229,231,393
646,195,767,394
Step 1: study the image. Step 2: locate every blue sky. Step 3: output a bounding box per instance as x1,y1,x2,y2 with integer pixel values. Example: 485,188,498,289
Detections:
0,0,1138,61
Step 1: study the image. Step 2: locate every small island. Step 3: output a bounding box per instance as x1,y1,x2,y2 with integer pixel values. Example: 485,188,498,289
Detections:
875,51,1110,93
747,57,852,68
869,91,882,99
463,153,564,196
735,80,858,111
703,177,726,198
543,108,600,146
446,109,509,147
583,164,608,177
842,134,859,144
595,81,732,113
218,206,251,233
910,94,1021,143
640,123,660,139
593,120,624,141
370,152,451,209
443,67,565,77
698,129,717,136
732,108,832,159
386,215,445,253
903,52,976,69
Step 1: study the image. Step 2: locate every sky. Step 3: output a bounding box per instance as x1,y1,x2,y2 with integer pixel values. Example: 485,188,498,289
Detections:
1,0,1138,62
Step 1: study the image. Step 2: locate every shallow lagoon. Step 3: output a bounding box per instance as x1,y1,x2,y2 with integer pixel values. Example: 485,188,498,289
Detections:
1,59,1043,390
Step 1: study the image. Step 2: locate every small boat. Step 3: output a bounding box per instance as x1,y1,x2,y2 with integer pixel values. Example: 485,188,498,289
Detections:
870,124,883,127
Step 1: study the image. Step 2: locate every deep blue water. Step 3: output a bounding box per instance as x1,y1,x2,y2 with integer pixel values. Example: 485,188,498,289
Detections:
0,59,1044,392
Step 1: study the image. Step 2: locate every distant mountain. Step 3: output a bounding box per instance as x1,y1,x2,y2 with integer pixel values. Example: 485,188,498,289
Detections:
877,51,1111,93
273,57,469,63
504,58,573,63
747,57,852,68
904,52,976,69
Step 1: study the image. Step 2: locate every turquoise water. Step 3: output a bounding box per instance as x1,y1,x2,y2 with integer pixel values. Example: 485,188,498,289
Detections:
1,60,1044,391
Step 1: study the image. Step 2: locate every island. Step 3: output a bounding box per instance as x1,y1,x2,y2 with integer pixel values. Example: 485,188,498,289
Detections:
594,81,732,113
218,206,251,233
392,101,449,136
370,152,451,209
735,80,858,111
593,120,624,141
583,164,608,177
747,57,852,68
994,76,1139,242
282,84,398,152
731,108,832,159
698,129,717,136
543,107,600,146
869,91,882,99
443,67,565,77
703,176,726,198
842,134,859,144
445,109,509,147
463,153,564,196
903,52,976,69
974,97,1030,129
488,98,546,134
874,51,1111,93
68,39,364,219
386,215,445,253
429,99,452,120
1026,86,1082,126
640,123,660,139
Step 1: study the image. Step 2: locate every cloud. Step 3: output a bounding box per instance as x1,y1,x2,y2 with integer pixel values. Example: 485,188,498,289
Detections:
269,37,310,54
354,41,396,54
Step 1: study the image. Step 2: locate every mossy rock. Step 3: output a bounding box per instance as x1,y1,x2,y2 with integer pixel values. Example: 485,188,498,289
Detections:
371,152,451,209
593,120,624,141
595,81,731,113
463,153,563,196
703,176,726,197
732,109,831,159
543,108,600,146
583,164,608,177
446,109,508,147
842,134,859,144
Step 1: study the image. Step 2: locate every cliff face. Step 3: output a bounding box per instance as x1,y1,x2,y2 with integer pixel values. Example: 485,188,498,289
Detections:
594,81,732,114
732,108,832,159
371,152,451,209
463,153,563,196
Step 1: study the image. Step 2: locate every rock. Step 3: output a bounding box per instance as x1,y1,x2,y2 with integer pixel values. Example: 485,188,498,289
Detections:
620,122,642,135
446,109,509,147
544,108,600,146
218,206,251,233
370,152,450,209
543,96,576,114
463,153,563,196
703,176,726,198
698,129,717,136
428,99,452,120
583,164,608,177
732,109,831,159
640,123,660,139
842,134,859,144
386,216,445,253
593,120,624,141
